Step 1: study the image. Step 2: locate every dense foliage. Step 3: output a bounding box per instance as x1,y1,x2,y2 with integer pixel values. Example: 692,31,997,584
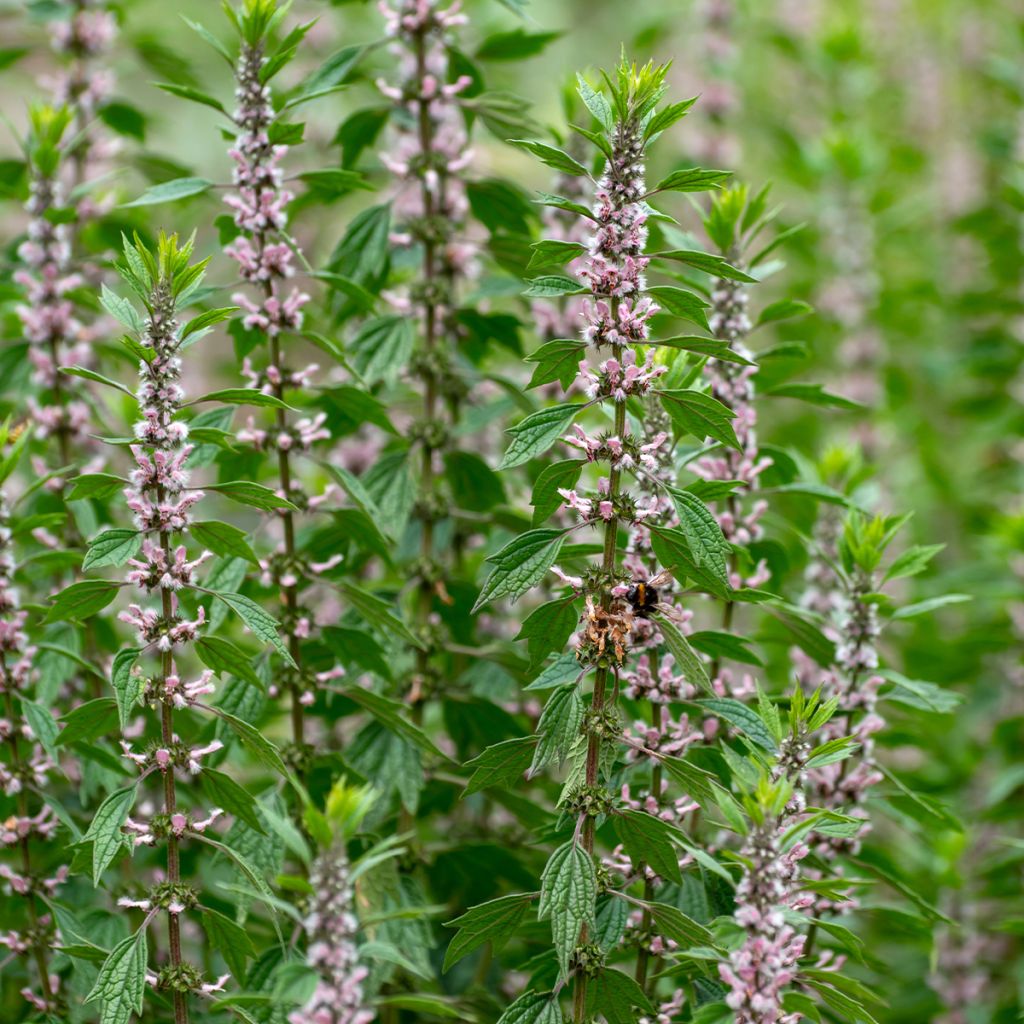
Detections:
0,1,1020,1023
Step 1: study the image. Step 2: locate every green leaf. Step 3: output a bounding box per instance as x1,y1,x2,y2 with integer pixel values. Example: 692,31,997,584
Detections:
892,593,970,619
477,28,562,60
644,97,698,139
155,82,227,113
755,298,812,327
338,581,424,649
655,615,713,694
349,315,415,385
526,339,586,390
883,544,944,583
299,168,372,196
201,768,266,834
443,892,535,971
766,382,862,410
58,698,119,747
121,175,213,207
530,685,584,776
651,335,754,365
444,452,506,513
67,473,127,500
509,139,589,176
522,275,587,298
464,737,536,796
216,710,289,777
341,686,448,761
515,599,578,671
191,387,290,410
110,648,143,730
46,580,121,623
576,74,613,132
766,605,836,666
83,785,137,884
85,928,147,1024
615,809,682,883
82,529,140,571
659,755,717,808
203,480,298,511
500,404,583,469
527,239,586,272
497,991,564,1024
533,191,593,221
531,460,584,527
698,698,777,752
688,630,762,666
652,167,730,193
195,636,263,689
879,671,963,714
181,306,238,340
294,43,365,98
647,286,711,331
473,528,566,611
646,901,714,947
583,969,655,1024
62,364,135,395
210,591,295,667
538,840,597,980
21,700,59,763
668,487,729,583
649,526,731,600
655,248,755,282
100,284,145,332
658,388,739,450
202,907,256,981
190,521,259,566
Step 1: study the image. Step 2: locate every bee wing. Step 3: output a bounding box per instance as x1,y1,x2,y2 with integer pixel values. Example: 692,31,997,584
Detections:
648,569,673,587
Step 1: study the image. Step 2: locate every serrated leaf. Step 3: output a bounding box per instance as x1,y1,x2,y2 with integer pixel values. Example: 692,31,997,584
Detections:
538,841,597,980
652,167,730,193
216,709,288,776
82,529,141,571
443,892,535,971
529,685,584,776
510,139,589,176
531,459,584,526
668,487,729,583
83,785,137,884
473,529,565,611
202,907,256,981
584,968,655,1024
527,239,586,272
500,404,583,469
203,480,298,511
211,591,295,667
515,598,578,671
85,928,147,1024
122,175,213,207
338,581,424,649
655,615,713,694
110,648,143,730
657,388,739,449
46,580,121,623
522,275,588,299
615,810,682,883
192,388,291,410
21,699,59,763
66,473,127,501
526,339,586,390
464,737,536,795
755,298,812,327
200,768,265,834
195,636,264,690
497,991,564,1024
190,520,259,566
698,698,777,752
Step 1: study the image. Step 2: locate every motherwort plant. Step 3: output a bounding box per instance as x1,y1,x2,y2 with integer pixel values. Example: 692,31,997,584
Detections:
456,60,759,1022
61,233,292,1024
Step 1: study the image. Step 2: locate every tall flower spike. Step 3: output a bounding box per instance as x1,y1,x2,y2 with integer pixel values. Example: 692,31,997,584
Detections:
290,780,376,1024
0,426,62,1015
481,60,739,1022
376,0,477,763
80,234,246,1024
223,0,323,759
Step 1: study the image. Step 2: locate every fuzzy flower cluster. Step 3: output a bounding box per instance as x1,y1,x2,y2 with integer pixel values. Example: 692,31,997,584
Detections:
290,844,373,1024
16,154,92,478
719,819,811,1023
0,497,63,1013
693,277,772,589
377,0,478,302
225,42,309,338
47,1,117,117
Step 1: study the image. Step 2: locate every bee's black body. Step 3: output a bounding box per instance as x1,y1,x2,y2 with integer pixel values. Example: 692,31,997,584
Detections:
625,582,660,618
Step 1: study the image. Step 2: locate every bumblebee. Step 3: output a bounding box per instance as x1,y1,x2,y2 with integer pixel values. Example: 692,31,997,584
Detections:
624,570,672,619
